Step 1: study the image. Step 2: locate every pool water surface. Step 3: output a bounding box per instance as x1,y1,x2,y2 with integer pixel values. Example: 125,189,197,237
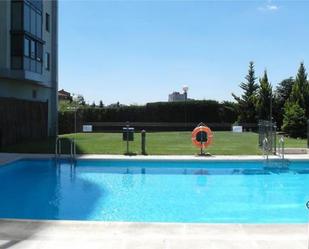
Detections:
0,159,308,223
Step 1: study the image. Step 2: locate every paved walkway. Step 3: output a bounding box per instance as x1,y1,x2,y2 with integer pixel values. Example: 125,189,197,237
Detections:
1,152,309,166
0,219,307,249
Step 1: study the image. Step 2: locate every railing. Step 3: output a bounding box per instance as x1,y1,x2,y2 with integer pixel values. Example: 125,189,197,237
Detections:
262,137,269,161
55,137,76,164
278,136,285,160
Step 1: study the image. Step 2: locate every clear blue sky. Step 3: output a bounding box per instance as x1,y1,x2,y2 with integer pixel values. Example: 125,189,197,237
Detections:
59,0,309,105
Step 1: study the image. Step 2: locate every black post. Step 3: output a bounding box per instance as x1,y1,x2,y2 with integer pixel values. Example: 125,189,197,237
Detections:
126,121,129,154
141,130,146,155
307,120,309,148
273,123,277,155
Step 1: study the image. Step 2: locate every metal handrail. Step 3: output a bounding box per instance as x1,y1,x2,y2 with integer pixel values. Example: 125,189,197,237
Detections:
55,137,76,164
278,136,285,160
262,137,269,161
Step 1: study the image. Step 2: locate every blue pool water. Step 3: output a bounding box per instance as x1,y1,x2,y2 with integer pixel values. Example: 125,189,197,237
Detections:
0,159,308,223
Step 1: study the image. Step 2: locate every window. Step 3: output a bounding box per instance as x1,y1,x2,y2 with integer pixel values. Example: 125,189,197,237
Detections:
11,2,22,30
11,1,43,73
24,38,30,57
46,13,50,32
36,43,42,61
24,57,30,71
24,4,31,32
32,89,37,99
29,0,43,11
30,40,35,59
45,52,50,70
36,12,42,38
11,35,23,56
30,8,36,35
11,35,23,69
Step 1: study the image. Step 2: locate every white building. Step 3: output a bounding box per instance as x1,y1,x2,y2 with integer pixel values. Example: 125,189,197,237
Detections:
168,91,187,102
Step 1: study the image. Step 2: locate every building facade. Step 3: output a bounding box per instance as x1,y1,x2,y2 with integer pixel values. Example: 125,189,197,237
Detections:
58,89,72,101
0,0,58,146
168,91,187,102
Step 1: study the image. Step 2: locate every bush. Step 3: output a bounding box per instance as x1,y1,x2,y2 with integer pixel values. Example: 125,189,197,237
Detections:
58,100,238,134
282,102,307,138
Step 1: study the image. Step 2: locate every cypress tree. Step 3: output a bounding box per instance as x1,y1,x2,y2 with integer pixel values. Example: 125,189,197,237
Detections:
232,61,259,123
257,70,272,120
273,77,294,127
282,62,309,137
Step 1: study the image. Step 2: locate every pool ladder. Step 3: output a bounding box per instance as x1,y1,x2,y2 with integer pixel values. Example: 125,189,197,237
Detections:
55,137,76,165
277,136,285,160
262,137,270,161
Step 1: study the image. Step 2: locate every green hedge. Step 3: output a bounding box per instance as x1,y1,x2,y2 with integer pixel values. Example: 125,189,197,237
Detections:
59,100,238,134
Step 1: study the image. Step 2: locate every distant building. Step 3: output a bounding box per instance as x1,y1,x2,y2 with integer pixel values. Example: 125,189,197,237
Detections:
58,89,72,101
168,91,187,102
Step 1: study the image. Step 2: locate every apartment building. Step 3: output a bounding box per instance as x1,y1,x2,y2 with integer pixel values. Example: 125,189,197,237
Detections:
0,0,58,146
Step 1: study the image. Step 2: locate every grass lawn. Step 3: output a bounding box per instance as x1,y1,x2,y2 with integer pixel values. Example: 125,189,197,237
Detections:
1,131,307,155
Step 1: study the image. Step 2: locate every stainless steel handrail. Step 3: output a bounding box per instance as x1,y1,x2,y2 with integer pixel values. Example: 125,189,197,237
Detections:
262,137,269,161
55,137,76,164
278,136,285,160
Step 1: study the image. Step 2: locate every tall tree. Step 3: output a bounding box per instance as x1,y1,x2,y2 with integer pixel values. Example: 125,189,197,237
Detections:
273,77,294,127
281,63,309,137
282,101,306,138
287,62,309,116
275,77,294,107
99,100,104,108
257,70,272,120
232,61,259,123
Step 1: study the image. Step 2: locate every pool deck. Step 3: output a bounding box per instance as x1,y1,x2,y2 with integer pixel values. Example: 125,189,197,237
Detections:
1,152,309,166
0,153,308,248
0,219,307,249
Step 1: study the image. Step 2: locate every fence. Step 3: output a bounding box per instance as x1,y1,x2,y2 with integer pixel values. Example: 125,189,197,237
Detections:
258,120,277,154
59,117,259,134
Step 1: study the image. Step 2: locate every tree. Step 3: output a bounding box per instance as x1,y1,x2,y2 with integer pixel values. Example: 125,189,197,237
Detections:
99,100,104,108
76,94,86,106
91,101,96,108
257,70,272,120
294,62,309,115
232,61,259,123
273,77,294,127
282,101,307,138
275,77,294,107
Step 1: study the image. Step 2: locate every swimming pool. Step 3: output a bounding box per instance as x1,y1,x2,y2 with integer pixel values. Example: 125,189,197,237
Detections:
0,159,308,223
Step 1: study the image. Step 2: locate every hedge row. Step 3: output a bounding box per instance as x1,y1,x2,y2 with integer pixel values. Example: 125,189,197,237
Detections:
59,100,238,134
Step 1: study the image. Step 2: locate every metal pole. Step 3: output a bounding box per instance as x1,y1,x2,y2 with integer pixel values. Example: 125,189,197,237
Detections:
141,130,146,155
307,120,309,148
185,98,187,130
74,109,77,135
126,122,129,155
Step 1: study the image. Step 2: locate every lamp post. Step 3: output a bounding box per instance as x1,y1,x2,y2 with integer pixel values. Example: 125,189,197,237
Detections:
68,93,80,139
183,85,189,129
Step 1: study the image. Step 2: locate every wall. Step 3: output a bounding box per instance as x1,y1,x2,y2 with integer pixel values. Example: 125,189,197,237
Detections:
0,97,48,147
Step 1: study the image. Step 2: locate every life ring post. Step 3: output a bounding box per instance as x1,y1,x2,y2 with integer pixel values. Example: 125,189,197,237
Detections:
191,123,213,156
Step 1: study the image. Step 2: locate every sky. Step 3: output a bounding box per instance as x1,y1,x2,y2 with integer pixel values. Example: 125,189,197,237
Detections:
59,0,309,105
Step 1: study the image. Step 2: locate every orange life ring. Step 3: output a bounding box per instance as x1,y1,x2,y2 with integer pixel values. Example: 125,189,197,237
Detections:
192,125,213,148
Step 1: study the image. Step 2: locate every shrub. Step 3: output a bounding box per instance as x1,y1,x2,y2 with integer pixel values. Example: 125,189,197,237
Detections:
282,102,307,138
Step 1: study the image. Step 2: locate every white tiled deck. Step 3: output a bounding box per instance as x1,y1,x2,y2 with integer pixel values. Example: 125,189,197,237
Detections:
0,219,307,249
1,152,309,166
